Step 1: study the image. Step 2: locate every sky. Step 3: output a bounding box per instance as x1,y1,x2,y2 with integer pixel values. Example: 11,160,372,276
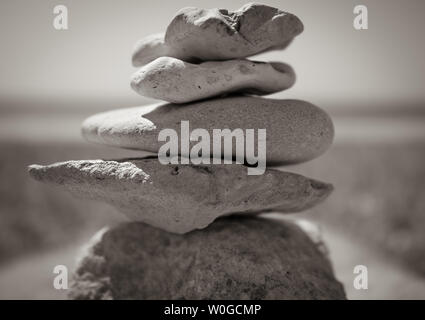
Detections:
0,0,424,112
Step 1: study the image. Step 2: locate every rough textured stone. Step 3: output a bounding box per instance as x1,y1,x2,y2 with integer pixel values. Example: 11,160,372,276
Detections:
68,217,346,300
132,4,303,66
81,97,334,165
28,158,333,234
131,57,295,103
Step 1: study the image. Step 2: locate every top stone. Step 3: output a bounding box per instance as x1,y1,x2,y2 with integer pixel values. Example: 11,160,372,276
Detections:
132,3,304,66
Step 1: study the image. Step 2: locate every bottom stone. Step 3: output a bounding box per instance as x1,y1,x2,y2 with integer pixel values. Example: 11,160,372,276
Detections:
69,217,346,300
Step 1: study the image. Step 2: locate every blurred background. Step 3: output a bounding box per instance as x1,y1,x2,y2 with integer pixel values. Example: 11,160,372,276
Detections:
0,0,424,299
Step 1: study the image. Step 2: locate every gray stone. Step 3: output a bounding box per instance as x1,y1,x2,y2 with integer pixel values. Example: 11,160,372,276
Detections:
81,97,334,165
131,57,295,103
68,217,346,300
28,158,333,234
132,4,303,66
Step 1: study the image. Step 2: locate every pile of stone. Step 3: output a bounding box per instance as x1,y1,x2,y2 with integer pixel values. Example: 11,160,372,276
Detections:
29,4,345,299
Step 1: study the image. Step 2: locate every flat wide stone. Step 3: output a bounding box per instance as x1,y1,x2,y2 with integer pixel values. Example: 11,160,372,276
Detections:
28,158,333,233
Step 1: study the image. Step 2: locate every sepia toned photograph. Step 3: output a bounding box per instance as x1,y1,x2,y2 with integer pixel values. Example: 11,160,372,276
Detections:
0,0,424,306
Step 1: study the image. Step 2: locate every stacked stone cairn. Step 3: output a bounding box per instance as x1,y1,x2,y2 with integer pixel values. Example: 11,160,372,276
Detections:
29,4,346,299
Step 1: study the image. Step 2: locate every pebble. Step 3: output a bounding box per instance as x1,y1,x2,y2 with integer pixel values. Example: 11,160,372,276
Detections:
81,97,334,165
131,57,295,103
132,4,303,66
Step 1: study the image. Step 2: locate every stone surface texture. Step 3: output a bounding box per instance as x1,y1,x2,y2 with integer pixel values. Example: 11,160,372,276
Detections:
132,3,303,66
69,217,346,300
81,97,334,165
28,158,333,234
131,57,295,103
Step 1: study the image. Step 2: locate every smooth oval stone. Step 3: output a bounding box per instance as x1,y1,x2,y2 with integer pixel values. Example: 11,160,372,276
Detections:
132,3,303,66
131,57,295,103
68,217,346,299
81,97,334,165
28,158,333,234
